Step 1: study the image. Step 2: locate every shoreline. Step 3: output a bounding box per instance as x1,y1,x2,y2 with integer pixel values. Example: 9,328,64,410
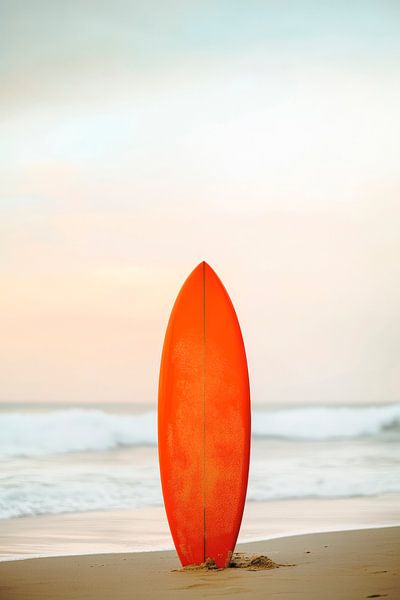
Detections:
0,527,398,599
1,494,399,562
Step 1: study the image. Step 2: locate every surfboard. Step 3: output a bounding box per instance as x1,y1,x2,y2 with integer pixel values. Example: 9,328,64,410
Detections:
158,261,251,568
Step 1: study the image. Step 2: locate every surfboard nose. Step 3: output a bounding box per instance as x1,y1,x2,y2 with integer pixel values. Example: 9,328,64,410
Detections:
194,260,215,275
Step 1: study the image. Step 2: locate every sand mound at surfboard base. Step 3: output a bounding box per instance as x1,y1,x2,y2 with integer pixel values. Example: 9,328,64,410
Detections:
177,553,289,571
177,558,219,571
230,553,282,570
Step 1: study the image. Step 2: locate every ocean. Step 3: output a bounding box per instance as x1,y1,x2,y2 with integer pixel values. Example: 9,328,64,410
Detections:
1,403,400,521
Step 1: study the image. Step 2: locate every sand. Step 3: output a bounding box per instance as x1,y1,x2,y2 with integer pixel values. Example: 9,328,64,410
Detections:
0,527,398,600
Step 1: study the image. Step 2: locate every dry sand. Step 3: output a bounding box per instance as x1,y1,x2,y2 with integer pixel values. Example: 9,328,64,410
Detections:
0,527,398,600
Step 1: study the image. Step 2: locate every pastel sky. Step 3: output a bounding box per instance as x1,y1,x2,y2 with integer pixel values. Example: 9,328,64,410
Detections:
1,1,399,404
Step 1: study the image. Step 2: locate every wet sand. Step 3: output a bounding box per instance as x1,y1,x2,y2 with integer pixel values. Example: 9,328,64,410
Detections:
1,494,399,561
0,527,399,599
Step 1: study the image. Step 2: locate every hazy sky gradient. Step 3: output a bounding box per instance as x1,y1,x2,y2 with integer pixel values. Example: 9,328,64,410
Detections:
1,1,399,404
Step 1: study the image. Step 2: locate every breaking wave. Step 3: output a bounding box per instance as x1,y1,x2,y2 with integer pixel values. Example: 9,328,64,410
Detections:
1,403,399,459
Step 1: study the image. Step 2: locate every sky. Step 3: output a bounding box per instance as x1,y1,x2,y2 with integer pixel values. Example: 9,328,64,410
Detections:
1,1,399,405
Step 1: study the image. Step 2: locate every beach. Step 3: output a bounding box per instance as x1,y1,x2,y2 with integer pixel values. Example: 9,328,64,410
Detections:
1,527,399,599
3,0,400,595
1,404,399,597
0,496,399,599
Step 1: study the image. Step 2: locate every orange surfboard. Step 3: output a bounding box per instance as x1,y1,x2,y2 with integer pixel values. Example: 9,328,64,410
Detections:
158,261,251,568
